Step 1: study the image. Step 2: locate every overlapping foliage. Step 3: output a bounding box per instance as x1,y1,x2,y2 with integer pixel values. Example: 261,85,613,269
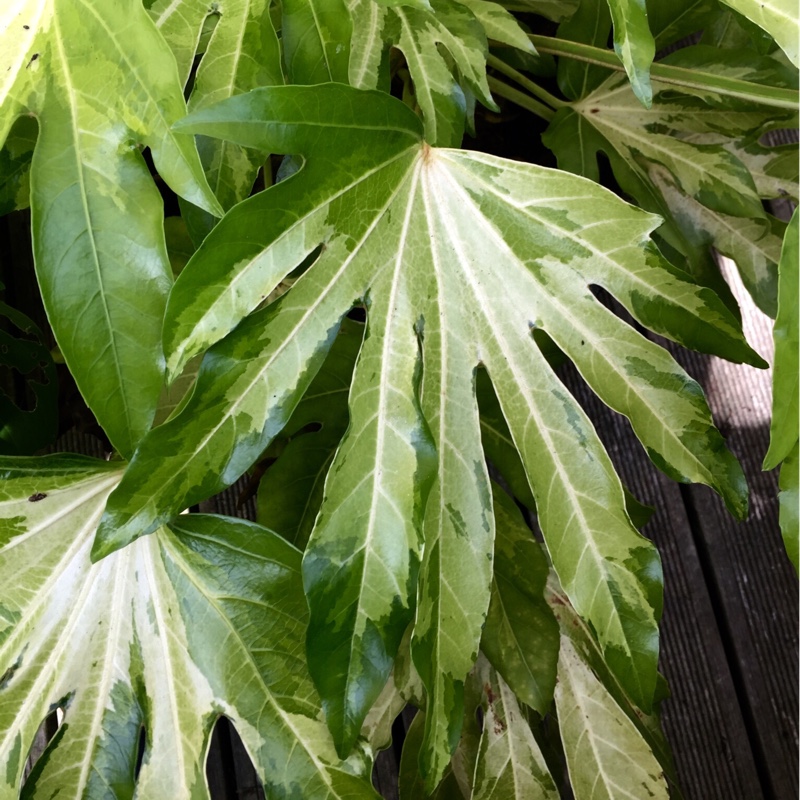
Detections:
0,0,797,797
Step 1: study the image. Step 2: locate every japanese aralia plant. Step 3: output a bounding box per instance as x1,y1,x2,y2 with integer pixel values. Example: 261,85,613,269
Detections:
0,0,797,797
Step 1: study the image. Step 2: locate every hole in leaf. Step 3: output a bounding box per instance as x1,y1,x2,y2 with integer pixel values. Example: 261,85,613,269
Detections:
206,716,264,800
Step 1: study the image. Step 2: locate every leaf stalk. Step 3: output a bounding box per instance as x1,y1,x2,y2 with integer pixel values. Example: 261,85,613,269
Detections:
487,76,555,121
529,35,800,110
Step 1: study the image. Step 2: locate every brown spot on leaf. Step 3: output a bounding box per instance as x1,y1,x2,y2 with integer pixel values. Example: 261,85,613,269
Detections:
28,493,46,502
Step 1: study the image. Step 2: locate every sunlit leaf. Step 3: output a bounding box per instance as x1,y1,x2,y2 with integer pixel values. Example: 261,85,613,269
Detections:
98,88,759,766
0,455,378,799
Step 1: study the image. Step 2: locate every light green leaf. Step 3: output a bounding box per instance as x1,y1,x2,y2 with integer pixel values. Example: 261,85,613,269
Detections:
555,637,670,800
283,0,352,84
480,487,559,715
347,0,497,146
100,85,757,730
0,0,222,457
718,0,799,66
545,573,682,793
456,0,536,54
471,656,559,800
765,209,799,467
0,455,378,799
606,0,655,107
778,444,799,573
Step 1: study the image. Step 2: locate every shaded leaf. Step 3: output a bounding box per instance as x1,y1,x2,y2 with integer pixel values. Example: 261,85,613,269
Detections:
0,298,57,455
718,0,799,66
0,115,35,215
0,455,378,799
480,486,559,715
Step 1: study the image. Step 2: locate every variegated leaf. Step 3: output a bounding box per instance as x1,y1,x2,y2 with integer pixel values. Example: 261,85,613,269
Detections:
555,637,670,800
471,656,559,800
0,455,378,799
765,209,799,468
97,87,760,777
543,55,794,315
480,487,559,715
347,0,497,146
0,0,221,457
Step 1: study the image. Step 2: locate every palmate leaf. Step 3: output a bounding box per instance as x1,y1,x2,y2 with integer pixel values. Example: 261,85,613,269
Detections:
347,0,498,146
0,0,222,458
718,0,799,66
543,49,797,316
0,455,378,800
96,85,760,779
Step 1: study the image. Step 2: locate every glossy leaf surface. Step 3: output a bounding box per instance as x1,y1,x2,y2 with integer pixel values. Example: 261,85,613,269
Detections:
99,87,760,756
0,455,378,799
544,51,797,316
0,0,221,457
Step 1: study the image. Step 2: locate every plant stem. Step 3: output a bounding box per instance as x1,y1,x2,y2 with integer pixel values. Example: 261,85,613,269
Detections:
486,54,567,110
487,76,555,121
529,34,800,110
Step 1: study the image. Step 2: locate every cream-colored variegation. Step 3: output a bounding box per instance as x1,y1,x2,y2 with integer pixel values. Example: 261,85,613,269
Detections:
555,638,669,800
0,456,378,799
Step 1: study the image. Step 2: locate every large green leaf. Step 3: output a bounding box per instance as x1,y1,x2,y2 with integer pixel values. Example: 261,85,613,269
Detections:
718,0,799,66
555,637,670,799
0,455,378,799
480,487,559,715
99,84,758,764
543,50,796,315
605,0,655,107
347,0,497,146
764,209,798,469
0,0,222,457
